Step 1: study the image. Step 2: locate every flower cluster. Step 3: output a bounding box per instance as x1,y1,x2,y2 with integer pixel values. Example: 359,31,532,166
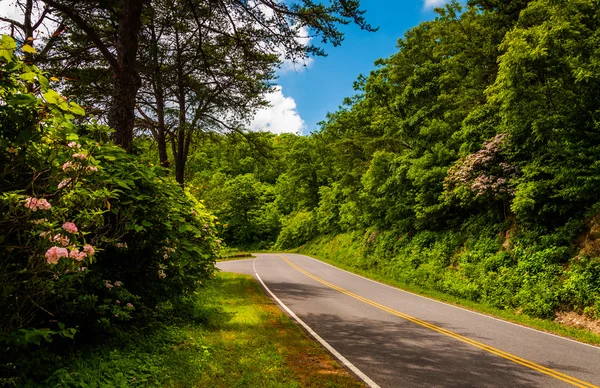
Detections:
44,242,96,265
62,222,78,234
24,197,52,211
444,133,516,201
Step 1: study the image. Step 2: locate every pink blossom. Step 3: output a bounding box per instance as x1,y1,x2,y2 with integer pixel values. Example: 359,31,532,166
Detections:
70,249,87,261
62,161,74,171
67,142,81,149
87,166,98,172
45,246,69,265
105,282,113,289
58,178,71,189
62,222,78,234
52,233,70,247
114,281,123,287
83,244,95,256
126,303,134,309
72,153,87,160
24,197,51,211
78,267,87,272
116,300,121,304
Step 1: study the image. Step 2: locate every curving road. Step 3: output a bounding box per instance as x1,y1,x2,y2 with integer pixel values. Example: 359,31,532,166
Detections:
217,253,600,388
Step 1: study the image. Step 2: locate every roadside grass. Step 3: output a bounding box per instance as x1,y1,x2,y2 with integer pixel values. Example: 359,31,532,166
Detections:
47,272,363,387
290,244,600,347
218,247,255,261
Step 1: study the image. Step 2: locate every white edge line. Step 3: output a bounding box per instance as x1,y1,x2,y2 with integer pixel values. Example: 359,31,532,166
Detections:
277,253,600,351
252,258,381,388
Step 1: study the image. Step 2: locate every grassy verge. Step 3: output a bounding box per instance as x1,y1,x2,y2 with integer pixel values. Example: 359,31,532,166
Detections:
47,272,363,387
293,238,600,347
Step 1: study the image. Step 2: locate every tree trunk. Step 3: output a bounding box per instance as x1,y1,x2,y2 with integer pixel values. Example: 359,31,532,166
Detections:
108,0,145,152
174,29,186,186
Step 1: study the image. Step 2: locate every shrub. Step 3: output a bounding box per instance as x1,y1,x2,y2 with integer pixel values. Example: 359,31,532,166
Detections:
0,35,220,384
275,211,318,249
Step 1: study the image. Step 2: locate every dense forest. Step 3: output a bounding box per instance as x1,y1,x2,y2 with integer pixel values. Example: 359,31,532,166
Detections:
2,0,600,384
180,0,600,322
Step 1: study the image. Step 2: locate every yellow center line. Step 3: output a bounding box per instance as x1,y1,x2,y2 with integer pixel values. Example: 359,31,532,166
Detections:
279,255,598,388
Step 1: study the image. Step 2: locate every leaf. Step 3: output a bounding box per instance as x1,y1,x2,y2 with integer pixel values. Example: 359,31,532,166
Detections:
43,89,62,105
7,94,37,106
21,44,36,54
19,72,36,82
0,35,16,50
69,101,85,116
50,76,60,82
38,75,49,90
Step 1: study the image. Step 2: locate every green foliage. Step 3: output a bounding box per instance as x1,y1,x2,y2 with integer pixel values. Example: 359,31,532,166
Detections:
275,211,318,250
0,35,220,385
178,0,600,325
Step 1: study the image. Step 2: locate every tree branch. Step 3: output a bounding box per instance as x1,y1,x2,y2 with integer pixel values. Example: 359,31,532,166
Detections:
41,0,119,72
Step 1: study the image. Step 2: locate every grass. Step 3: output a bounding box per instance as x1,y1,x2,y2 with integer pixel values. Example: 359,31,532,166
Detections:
47,272,363,387
291,241,600,347
218,247,255,261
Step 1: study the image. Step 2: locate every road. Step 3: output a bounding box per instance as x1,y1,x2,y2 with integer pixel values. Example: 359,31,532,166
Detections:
217,253,600,388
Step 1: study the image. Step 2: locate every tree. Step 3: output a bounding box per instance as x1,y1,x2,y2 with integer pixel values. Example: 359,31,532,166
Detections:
2,0,376,153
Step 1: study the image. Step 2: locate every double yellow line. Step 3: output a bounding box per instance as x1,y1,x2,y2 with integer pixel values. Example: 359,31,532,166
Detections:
279,255,598,388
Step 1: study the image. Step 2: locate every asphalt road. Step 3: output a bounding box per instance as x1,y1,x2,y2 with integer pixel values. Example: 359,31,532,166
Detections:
217,253,600,388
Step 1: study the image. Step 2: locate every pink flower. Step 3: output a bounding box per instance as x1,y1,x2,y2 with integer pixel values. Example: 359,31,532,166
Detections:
72,153,87,160
62,222,78,234
25,197,51,211
114,281,123,287
67,142,81,149
78,266,87,272
83,244,95,256
87,166,98,172
62,161,74,171
58,178,71,189
70,249,87,261
105,282,113,289
45,246,69,265
52,233,70,247
126,303,134,309
116,300,121,304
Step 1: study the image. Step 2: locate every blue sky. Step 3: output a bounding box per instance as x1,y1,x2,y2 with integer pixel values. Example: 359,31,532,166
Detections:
250,0,451,135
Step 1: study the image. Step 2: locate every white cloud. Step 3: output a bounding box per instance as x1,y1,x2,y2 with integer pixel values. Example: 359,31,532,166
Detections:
423,0,450,9
250,86,306,135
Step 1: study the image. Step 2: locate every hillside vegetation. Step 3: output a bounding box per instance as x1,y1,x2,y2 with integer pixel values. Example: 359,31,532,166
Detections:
187,0,600,322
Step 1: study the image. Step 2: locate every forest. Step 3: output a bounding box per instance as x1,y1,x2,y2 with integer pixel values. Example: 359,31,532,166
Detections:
190,0,600,323
2,0,600,385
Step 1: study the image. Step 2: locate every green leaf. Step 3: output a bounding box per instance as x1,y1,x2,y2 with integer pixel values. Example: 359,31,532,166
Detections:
38,74,49,90
43,89,62,105
69,101,85,116
19,72,36,82
0,35,16,50
7,94,37,106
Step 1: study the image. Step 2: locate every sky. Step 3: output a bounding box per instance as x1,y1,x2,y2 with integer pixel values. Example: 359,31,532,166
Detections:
0,0,451,135
250,0,452,135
